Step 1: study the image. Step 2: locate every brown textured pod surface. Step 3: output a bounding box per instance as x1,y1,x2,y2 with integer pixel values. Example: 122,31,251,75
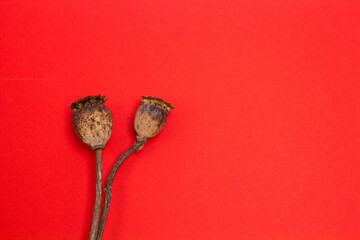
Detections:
70,95,113,150
134,96,174,138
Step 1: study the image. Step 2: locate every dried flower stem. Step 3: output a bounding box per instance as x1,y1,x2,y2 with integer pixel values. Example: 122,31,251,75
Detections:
96,138,146,240
88,149,103,240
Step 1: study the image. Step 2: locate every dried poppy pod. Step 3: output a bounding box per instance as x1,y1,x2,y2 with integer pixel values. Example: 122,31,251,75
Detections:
70,95,113,150
134,95,174,140
96,95,174,240
70,95,113,240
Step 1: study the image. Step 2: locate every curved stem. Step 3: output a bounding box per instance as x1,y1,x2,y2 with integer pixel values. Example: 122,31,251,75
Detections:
88,149,103,240
96,140,144,240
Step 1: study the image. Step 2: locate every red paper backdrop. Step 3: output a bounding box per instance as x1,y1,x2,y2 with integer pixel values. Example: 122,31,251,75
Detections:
1,1,360,239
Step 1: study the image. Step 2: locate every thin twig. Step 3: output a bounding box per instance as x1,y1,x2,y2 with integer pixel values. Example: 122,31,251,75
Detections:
96,140,144,240
88,149,103,240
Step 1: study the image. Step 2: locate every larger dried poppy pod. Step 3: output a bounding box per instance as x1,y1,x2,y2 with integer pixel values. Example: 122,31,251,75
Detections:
69,95,113,240
134,96,174,145
70,95,113,150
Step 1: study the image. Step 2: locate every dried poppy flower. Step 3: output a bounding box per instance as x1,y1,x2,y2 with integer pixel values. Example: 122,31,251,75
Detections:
70,95,113,240
96,95,174,240
70,95,113,150
134,95,174,139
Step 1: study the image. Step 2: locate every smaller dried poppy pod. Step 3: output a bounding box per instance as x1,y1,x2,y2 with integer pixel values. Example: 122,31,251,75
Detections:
134,96,174,148
70,95,113,150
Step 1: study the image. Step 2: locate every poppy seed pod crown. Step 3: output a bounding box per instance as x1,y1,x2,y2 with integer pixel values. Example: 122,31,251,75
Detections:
70,95,113,150
134,96,174,139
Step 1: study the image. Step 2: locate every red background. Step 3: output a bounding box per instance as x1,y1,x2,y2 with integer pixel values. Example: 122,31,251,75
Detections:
1,0,360,239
